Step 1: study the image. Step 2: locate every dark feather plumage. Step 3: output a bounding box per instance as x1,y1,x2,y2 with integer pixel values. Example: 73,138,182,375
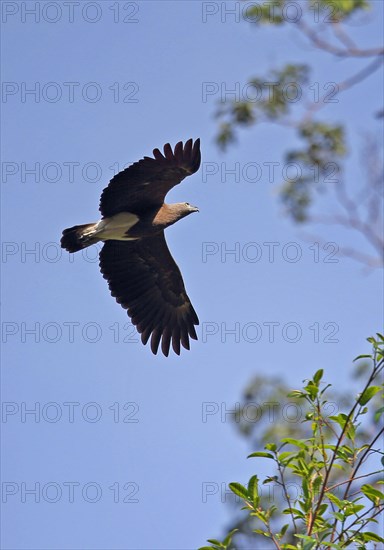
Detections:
100,138,201,217
61,139,201,356
99,235,199,356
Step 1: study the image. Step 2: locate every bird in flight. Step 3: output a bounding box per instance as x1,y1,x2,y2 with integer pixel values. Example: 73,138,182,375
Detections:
61,139,201,356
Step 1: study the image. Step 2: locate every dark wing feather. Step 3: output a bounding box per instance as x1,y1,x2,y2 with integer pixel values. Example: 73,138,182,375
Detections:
99,234,199,356
99,139,201,217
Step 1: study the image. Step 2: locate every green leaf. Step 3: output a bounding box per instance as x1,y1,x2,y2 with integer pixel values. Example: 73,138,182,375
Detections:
305,383,319,399
263,476,279,484
284,507,305,518
353,354,372,361
329,413,348,429
265,443,277,451
302,477,309,499
313,474,323,494
287,390,305,398
247,452,274,459
278,451,297,465
253,509,268,522
374,406,384,422
281,438,308,449
297,458,310,474
317,503,328,515
313,369,324,384
295,534,317,548
229,482,248,500
327,493,343,508
253,528,267,536
358,385,382,405
222,529,238,547
319,383,332,396
344,503,364,515
247,475,259,506
346,421,356,442
361,532,384,543
361,484,384,502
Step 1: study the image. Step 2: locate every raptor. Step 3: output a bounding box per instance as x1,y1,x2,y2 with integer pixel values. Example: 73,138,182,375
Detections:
61,139,201,356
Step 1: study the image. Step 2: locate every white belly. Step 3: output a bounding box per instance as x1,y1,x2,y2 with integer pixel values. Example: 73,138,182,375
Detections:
95,212,139,241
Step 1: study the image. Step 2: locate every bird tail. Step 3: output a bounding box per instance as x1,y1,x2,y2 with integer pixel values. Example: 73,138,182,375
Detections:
61,223,100,253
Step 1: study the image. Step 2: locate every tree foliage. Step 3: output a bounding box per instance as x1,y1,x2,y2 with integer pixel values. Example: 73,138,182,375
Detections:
200,334,384,549
214,0,383,267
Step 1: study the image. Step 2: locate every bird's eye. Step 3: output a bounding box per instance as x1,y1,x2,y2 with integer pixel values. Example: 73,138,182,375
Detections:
185,202,190,206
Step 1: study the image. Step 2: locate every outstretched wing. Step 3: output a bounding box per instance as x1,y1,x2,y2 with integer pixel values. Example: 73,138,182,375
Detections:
99,234,199,356
99,138,201,217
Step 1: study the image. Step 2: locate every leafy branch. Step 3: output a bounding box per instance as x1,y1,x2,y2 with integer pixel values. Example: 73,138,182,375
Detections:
214,0,383,267
200,334,384,550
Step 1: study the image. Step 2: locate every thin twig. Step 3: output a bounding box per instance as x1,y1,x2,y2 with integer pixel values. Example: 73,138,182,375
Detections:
276,457,298,534
303,55,384,118
331,22,357,51
334,503,384,545
326,469,384,492
342,428,384,501
308,363,381,535
297,19,384,58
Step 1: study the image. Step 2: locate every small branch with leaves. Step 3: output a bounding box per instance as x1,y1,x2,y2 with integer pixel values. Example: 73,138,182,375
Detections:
200,333,384,550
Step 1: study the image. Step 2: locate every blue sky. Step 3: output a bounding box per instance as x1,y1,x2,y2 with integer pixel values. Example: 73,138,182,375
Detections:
1,1,383,549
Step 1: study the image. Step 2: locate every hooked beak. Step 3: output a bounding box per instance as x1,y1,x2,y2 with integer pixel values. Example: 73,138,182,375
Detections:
190,205,199,213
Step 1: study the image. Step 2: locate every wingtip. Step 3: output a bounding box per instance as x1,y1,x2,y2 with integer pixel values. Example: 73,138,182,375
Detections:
163,142,173,160
153,147,165,160
189,137,200,148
